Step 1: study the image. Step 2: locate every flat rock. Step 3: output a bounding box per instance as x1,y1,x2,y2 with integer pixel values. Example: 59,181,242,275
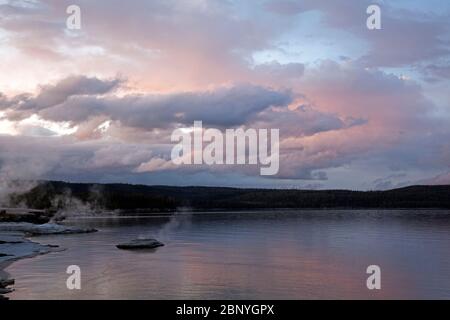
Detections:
116,238,164,250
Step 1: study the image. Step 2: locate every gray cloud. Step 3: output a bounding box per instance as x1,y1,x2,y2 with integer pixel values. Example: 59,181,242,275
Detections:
2,78,293,128
104,85,292,128
255,105,364,138
2,76,122,120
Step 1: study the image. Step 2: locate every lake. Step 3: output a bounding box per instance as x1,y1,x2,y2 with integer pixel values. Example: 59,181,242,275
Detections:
5,210,450,299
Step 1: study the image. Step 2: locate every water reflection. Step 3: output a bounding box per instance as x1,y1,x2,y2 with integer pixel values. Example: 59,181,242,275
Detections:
6,210,450,299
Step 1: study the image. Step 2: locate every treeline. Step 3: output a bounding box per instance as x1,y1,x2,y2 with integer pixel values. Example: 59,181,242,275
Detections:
10,181,450,211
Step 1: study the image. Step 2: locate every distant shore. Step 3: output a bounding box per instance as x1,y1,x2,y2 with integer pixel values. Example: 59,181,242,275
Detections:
9,181,450,213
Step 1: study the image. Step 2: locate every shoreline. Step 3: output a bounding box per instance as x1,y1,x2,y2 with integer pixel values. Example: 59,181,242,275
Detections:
0,233,57,300
0,222,97,300
61,208,450,222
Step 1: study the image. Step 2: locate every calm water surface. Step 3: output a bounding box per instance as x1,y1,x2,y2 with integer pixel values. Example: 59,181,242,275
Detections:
6,210,450,299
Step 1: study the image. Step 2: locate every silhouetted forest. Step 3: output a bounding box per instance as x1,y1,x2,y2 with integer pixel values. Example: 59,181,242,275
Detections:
8,181,450,212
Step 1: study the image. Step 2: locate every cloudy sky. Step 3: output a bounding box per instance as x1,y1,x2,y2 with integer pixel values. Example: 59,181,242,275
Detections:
0,0,449,190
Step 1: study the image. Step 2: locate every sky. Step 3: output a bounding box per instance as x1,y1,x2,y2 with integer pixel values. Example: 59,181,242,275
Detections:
0,0,449,190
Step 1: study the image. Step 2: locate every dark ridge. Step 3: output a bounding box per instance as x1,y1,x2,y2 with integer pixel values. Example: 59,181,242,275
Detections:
7,181,450,211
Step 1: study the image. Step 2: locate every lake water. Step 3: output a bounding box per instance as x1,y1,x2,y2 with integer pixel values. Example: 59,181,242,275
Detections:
6,210,450,299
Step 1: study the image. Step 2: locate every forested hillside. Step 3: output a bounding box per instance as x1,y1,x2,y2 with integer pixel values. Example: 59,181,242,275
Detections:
7,181,450,212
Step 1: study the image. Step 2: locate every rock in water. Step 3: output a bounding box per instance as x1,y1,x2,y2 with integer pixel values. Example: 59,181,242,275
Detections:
116,238,164,250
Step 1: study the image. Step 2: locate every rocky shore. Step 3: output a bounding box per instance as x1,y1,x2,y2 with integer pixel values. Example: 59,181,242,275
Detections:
0,222,97,300
0,208,54,224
